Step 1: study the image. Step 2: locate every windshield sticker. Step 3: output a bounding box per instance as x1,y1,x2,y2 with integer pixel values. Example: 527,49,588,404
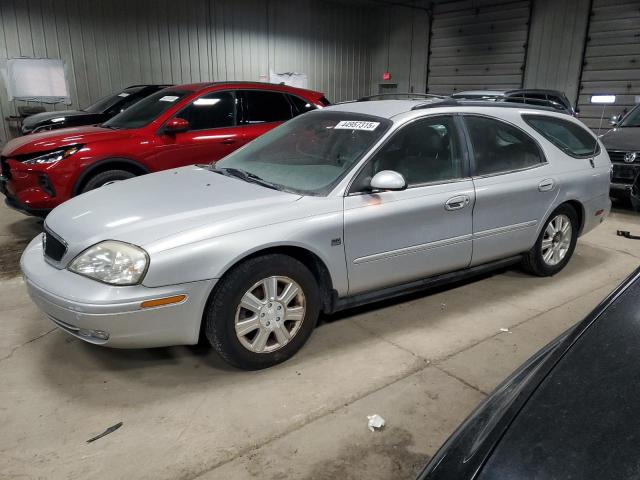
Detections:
117,92,131,97
334,120,380,131
159,95,179,102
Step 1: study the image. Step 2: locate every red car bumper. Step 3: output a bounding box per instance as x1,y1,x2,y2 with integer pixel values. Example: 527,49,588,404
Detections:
0,158,75,216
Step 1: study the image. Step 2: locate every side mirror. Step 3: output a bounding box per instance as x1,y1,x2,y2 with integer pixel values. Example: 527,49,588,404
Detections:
163,117,189,134
370,170,406,191
609,114,620,126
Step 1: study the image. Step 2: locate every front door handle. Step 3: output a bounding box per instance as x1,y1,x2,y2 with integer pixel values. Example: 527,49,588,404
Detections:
445,195,470,211
538,179,555,192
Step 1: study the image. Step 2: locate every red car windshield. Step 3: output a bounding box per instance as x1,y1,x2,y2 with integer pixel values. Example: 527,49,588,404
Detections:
102,90,188,129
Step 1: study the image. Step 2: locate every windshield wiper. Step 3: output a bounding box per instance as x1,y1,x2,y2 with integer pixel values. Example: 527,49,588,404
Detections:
214,167,283,191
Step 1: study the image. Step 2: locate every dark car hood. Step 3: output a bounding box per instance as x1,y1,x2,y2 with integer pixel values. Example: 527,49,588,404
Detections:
600,127,640,151
476,271,640,479
22,110,93,128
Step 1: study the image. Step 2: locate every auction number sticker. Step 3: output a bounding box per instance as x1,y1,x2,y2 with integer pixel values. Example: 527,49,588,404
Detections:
117,92,131,97
335,120,380,131
159,95,179,102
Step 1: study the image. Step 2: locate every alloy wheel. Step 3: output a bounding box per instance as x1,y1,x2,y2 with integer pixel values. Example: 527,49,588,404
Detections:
541,214,572,266
234,276,306,353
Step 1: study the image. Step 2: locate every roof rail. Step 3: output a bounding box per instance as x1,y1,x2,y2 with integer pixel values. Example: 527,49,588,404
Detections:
356,93,446,102
410,98,568,114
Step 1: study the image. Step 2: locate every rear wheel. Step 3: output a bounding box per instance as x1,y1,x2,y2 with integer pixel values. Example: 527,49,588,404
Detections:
522,204,578,276
203,254,320,370
80,169,136,193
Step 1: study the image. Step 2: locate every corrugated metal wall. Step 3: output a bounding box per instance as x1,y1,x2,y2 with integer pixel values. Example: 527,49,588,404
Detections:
0,0,375,140
370,3,430,95
577,0,640,129
426,0,531,95
523,0,591,106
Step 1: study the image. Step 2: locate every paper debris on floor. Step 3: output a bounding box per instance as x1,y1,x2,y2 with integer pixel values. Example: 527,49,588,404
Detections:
367,414,385,432
500,328,511,333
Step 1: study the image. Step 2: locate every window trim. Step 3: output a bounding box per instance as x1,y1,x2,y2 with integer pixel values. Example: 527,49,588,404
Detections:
346,113,471,196
237,88,294,125
459,113,548,179
521,113,600,159
172,89,238,132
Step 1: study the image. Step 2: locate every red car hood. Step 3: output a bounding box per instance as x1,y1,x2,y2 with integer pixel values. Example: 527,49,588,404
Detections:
1,126,135,156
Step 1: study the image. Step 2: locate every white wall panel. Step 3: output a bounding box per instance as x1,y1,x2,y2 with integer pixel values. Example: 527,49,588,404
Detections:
0,0,376,140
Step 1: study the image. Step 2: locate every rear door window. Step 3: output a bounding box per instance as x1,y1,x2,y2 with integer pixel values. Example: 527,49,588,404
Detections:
523,114,599,158
242,90,293,124
177,91,236,130
287,94,316,116
464,115,544,176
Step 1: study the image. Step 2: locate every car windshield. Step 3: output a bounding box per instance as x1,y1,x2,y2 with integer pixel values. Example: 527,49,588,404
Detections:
102,90,189,129
214,111,391,195
620,105,640,127
83,87,142,113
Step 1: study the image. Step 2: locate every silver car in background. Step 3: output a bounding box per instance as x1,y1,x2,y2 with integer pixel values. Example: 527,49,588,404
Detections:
21,98,611,369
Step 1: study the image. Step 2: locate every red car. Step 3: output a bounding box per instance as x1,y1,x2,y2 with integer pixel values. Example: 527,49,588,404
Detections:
0,82,329,216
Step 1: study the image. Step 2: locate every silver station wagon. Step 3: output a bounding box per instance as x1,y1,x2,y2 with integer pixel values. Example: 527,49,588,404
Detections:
21,98,611,369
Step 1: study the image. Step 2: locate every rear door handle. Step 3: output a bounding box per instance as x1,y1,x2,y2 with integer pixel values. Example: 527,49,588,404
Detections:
538,179,555,192
220,137,236,145
445,195,470,211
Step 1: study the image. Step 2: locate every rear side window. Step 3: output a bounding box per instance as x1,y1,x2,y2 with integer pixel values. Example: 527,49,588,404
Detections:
523,115,598,158
243,90,293,123
464,115,544,176
287,94,316,116
178,91,236,130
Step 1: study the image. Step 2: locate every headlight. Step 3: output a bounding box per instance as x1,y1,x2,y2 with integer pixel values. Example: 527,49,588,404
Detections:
23,145,82,165
68,240,149,285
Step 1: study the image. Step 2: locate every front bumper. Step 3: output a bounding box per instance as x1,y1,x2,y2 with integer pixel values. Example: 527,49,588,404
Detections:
0,157,75,213
21,237,217,348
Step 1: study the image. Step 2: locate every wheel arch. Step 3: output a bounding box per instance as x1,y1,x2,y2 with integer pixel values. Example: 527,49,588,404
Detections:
72,157,150,196
562,199,585,236
213,244,336,314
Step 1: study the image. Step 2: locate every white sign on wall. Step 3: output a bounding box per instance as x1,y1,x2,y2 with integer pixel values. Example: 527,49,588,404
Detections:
5,58,70,103
269,70,308,89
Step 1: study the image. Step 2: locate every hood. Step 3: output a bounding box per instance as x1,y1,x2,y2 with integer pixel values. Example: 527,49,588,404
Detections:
600,127,640,151
45,165,302,258
1,126,135,157
22,110,90,128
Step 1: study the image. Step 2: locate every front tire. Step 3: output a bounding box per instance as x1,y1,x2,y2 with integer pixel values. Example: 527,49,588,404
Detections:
522,204,578,276
80,169,136,193
203,254,320,370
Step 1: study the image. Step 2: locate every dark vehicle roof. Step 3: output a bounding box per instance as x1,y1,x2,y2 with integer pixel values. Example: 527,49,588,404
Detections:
418,267,640,479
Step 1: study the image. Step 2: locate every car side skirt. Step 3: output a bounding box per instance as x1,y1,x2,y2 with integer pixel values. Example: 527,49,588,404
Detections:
329,255,522,313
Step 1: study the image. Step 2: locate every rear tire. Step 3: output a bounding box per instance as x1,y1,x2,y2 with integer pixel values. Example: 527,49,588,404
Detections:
203,254,320,370
521,204,578,277
80,169,136,193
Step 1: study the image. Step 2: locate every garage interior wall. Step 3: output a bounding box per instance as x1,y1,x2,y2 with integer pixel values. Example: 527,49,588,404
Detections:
0,0,378,140
576,0,640,130
523,0,591,105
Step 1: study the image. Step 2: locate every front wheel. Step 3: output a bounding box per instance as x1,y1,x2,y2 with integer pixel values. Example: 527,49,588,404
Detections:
80,169,136,193
203,254,320,370
521,204,578,276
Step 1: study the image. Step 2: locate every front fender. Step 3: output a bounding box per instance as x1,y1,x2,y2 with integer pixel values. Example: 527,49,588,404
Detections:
142,202,348,296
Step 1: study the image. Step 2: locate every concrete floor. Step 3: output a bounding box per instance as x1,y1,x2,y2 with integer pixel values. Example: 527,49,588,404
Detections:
1,201,640,480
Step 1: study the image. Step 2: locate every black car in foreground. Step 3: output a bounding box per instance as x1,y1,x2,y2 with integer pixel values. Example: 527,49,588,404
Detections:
20,84,171,134
418,266,640,480
601,104,640,201
451,89,576,116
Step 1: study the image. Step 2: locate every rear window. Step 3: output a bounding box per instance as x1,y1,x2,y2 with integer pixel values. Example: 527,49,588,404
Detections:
242,90,293,123
523,115,599,158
